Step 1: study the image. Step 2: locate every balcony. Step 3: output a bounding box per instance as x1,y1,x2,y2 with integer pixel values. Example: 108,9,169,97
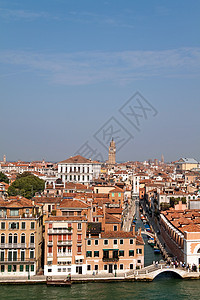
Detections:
0,243,26,249
0,258,35,264
47,253,53,257
47,241,53,246
57,252,72,257
57,240,72,246
48,228,72,234
102,257,119,262
28,243,35,248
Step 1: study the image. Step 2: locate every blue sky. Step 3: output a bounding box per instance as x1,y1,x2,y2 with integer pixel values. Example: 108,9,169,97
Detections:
0,0,200,162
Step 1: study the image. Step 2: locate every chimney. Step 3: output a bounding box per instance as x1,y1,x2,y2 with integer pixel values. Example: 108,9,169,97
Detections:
132,224,135,235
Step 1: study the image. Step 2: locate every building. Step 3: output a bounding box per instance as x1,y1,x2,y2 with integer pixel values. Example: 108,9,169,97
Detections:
175,158,199,171
160,208,200,266
0,197,43,276
85,231,144,275
58,155,101,184
108,139,116,166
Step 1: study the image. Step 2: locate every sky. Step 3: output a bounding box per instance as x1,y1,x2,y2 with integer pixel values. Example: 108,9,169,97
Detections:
0,0,200,163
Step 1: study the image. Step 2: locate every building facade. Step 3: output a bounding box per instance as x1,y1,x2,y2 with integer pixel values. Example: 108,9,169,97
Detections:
58,155,101,185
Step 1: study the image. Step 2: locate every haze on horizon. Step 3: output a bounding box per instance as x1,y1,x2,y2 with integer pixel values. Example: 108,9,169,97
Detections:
0,0,200,163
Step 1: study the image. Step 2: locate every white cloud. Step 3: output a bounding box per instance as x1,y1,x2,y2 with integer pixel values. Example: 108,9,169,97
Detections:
0,48,200,85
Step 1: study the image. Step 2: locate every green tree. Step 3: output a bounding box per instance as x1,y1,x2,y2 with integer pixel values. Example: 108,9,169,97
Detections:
8,174,45,199
0,172,9,184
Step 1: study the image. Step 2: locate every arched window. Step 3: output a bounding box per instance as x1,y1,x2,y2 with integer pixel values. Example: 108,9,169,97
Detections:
14,233,17,244
30,233,34,244
21,233,25,244
197,248,200,253
1,234,5,244
8,233,12,244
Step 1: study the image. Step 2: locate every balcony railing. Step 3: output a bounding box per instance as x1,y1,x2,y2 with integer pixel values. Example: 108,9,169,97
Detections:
48,228,72,234
102,257,119,262
57,252,72,257
0,258,35,264
0,243,26,249
57,240,72,246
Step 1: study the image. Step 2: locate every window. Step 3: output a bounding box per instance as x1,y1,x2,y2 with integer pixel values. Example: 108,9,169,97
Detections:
95,265,98,270
30,250,34,259
87,240,91,246
13,251,17,261
86,251,92,257
8,251,12,261
95,240,99,246
21,234,25,244
119,250,124,256
114,240,117,245
14,234,17,244
8,234,12,244
130,239,133,245
1,265,4,272
8,265,12,272
21,251,25,261
114,264,117,270
48,269,52,273
10,209,19,216
21,222,26,229
1,251,4,262
137,260,141,263
20,265,24,272
129,250,134,256
130,264,133,270
120,264,123,270
1,222,5,230
77,246,82,253
31,265,34,272
1,234,5,244
118,193,121,197
136,249,142,254
104,265,107,270
31,222,35,229
9,222,19,229
112,193,114,197
94,251,99,257
104,239,108,245
114,226,117,231
87,265,91,271
77,223,82,230
30,234,34,244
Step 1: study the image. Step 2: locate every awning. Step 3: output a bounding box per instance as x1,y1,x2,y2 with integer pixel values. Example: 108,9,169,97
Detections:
103,249,119,251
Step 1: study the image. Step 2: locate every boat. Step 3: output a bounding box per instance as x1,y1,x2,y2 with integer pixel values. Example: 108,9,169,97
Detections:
46,276,72,287
154,246,161,254
148,238,156,247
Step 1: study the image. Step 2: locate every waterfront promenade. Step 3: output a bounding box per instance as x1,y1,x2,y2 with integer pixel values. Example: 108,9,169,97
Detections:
0,263,199,284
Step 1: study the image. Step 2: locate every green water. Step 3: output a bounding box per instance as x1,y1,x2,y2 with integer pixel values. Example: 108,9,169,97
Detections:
0,280,200,300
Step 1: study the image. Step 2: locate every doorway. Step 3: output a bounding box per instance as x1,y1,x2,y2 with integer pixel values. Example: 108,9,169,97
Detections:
108,264,113,273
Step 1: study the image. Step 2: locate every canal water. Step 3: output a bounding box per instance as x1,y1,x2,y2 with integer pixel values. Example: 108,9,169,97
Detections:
1,201,199,299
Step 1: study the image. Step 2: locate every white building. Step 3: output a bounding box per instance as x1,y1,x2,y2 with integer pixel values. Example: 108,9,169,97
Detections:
58,155,101,184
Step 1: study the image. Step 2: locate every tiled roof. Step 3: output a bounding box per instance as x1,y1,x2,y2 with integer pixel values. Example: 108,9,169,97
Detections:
59,199,90,209
105,213,121,224
58,155,99,164
101,231,134,238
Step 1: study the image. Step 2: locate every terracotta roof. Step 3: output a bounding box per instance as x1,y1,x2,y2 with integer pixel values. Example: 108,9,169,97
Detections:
59,199,90,209
58,155,99,164
101,231,134,238
105,213,121,224
180,224,200,233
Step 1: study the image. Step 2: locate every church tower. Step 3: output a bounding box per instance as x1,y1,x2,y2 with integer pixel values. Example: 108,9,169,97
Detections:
3,155,6,163
108,139,116,165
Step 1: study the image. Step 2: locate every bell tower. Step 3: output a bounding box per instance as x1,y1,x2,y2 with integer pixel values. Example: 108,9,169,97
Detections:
108,138,116,165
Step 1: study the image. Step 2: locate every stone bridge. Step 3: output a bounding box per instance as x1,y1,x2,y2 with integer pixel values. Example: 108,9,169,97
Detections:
141,230,155,239
126,264,200,281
